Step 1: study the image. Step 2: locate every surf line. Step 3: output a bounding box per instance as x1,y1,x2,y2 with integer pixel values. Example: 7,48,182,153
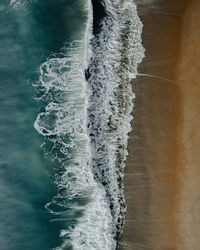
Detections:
33,0,118,249
32,0,145,248
86,0,145,246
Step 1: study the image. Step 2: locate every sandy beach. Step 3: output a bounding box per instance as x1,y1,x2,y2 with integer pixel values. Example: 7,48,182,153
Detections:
176,0,200,249
120,0,200,249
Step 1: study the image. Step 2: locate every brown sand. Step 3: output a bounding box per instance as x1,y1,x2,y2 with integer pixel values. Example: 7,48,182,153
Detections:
119,0,200,249
176,0,200,249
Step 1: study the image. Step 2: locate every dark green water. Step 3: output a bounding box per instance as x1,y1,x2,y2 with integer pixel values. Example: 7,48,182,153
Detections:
0,1,88,249
0,0,144,249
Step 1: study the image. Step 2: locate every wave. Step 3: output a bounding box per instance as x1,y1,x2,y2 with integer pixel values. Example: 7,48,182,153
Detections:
34,1,116,249
87,0,145,241
33,0,144,249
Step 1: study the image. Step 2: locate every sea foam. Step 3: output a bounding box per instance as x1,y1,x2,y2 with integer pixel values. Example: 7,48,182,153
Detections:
34,0,144,249
87,0,145,240
34,0,117,249
10,0,31,7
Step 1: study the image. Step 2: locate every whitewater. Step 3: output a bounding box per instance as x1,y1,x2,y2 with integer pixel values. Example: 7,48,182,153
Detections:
32,0,145,249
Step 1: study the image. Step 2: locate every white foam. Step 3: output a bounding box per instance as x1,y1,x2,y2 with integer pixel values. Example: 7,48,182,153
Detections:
55,185,116,250
34,0,117,249
10,0,33,7
34,0,145,248
87,0,145,237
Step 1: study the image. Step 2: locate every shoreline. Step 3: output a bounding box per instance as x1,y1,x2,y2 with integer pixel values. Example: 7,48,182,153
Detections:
120,0,189,249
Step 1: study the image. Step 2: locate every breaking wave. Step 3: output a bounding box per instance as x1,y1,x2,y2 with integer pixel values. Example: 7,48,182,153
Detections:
33,0,144,249
87,0,144,240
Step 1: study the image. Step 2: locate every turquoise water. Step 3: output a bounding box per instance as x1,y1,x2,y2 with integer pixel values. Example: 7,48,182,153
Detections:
0,1,89,249
0,0,144,249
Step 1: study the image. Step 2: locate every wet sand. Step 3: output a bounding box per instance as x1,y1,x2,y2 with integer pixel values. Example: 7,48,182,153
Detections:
119,0,200,249
176,0,200,249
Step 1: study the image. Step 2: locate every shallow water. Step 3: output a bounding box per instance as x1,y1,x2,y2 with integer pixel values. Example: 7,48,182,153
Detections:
0,1,144,249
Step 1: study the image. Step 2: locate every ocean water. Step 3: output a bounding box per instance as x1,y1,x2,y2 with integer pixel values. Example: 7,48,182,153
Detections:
0,0,144,249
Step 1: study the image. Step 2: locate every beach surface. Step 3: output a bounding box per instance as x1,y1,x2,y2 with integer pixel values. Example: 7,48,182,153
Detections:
120,0,200,249
176,0,200,249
